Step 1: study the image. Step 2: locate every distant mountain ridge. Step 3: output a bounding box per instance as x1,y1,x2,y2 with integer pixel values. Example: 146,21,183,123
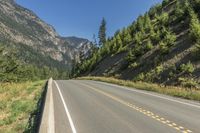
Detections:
0,0,91,68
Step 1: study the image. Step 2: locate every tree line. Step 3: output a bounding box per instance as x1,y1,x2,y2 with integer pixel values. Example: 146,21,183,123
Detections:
73,0,200,78
0,42,69,82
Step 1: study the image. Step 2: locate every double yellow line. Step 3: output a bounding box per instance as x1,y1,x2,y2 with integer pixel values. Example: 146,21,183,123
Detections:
79,83,193,133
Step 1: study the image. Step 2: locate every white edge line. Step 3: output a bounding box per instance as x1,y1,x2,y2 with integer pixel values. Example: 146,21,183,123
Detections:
54,81,77,133
89,80,200,109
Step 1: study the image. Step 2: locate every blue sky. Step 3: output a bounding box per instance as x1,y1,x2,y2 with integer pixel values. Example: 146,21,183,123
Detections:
16,0,162,40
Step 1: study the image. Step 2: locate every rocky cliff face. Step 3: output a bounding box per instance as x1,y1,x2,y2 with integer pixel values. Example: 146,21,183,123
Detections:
0,0,91,67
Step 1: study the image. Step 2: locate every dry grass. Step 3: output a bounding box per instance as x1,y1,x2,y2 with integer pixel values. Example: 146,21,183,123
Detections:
78,76,200,101
0,80,46,133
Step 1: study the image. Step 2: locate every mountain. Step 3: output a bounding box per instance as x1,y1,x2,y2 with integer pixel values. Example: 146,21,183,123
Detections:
60,36,92,62
75,0,200,88
0,0,92,81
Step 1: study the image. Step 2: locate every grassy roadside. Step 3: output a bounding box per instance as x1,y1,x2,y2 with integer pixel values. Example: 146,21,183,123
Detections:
78,76,200,102
0,80,46,133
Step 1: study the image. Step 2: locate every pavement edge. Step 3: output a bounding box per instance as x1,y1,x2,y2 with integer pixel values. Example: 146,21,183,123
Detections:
39,78,55,133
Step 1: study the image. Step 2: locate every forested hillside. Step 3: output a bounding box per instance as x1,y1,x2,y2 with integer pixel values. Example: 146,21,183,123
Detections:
0,0,92,82
0,43,70,82
75,0,200,88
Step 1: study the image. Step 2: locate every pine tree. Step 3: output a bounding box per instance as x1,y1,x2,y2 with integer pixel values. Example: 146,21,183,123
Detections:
146,40,154,50
144,13,152,33
189,8,200,41
123,29,132,44
162,0,169,7
112,37,118,53
116,34,123,53
92,34,97,46
98,18,107,46
136,16,145,33
189,6,200,55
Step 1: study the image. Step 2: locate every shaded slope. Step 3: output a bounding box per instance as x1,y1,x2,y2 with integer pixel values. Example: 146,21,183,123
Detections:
76,0,200,88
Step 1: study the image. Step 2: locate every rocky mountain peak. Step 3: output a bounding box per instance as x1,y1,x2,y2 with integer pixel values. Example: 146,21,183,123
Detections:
0,0,92,68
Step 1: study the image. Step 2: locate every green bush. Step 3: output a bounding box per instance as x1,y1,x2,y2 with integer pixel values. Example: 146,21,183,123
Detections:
159,41,170,54
155,65,164,75
126,50,136,62
157,12,169,25
122,28,132,44
135,73,145,81
129,62,139,69
146,40,154,50
148,4,162,18
189,7,200,41
134,32,143,45
162,0,170,7
174,1,188,22
178,77,198,88
164,31,176,46
158,28,176,55
180,62,195,74
150,30,161,43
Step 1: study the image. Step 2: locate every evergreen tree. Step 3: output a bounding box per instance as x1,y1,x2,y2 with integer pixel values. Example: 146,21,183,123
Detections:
189,6,200,55
112,37,118,53
98,18,107,46
92,34,98,46
162,0,169,7
116,34,123,53
136,16,145,33
146,40,154,50
144,13,152,33
189,8,200,41
123,29,132,44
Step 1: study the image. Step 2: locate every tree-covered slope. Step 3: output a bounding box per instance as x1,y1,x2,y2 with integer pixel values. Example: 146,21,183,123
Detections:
75,0,200,88
0,0,92,81
0,42,69,82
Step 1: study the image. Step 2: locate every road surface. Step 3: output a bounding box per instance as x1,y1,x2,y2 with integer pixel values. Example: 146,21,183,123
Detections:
51,80,200,133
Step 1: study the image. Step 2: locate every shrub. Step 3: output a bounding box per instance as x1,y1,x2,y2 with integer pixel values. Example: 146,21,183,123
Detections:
162,0,170,7
192,41,200,58
135,73,145,81
159,29,176,55
164,31,176,46
180,62,195,74
157,12,169,26
155,65,164,75
123,29,132,44
174,1,187,21
146,40,154,50
126,50,136,62
150,30,161,43
149,4,162,18
134,32,143,45
133,45,144,57
129,62,139,69
189,8,200,41
159,41,170,54
178,77,198,88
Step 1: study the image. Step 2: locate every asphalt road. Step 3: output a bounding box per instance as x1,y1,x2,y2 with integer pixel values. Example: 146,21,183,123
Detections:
52,80,200,133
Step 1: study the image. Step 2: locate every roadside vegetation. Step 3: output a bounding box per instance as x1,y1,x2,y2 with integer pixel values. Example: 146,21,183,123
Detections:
0,43,69,83
78,76,200,101
0,80,46,133
73,0,200,88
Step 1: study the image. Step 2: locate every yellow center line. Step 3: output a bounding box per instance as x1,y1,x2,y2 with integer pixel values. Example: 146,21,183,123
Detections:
79,83,193,133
